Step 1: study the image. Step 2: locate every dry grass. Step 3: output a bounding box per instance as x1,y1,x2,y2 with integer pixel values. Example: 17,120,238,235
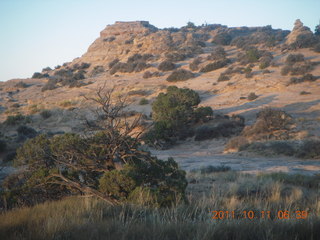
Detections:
0,171,319,240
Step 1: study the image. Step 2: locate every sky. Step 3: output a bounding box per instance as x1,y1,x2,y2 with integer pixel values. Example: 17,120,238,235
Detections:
0,0,319,82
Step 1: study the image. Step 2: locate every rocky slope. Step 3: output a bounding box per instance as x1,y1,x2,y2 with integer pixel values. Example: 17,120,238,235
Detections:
0,20,320,172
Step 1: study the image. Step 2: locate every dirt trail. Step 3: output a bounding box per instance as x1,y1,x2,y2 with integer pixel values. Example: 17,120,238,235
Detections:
150,139,320,175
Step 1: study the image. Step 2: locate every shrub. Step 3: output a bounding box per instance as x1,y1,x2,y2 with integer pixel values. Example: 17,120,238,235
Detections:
139,98,149,105
17,125,37,139
194,121,244,141
108,59,119,69
165,52,186,62
90,66,104,76
128,90,149,96
240,141,296,156
281,65,291,76
212,32,232,45
103,36,116,42
143,71,161,79
32,72,49,79
247,92,258,101
199,59,229,73
286,54,305,64
0,139,7,153
194,107,213,122
207,47,226,61
158,61,176,71
313,43,320,53
40,110,52,119
218,73,230,82
199,165,231,174
14,81,28,88
146,86,201,144
246,48,261,62
4,114,30,125
300,91,311,95
166,69,195,82
296,140,320,159
13,132,187,208
189,57,202,71
41,78,58,92
225,136,249,150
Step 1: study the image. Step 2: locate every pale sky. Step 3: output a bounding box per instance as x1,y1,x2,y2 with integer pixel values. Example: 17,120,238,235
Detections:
0,0,319,81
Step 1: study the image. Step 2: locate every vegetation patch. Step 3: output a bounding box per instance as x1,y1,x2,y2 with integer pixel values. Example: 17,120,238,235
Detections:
166,69,195,82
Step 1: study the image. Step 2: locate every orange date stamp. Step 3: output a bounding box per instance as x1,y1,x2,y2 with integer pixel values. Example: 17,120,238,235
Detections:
211,210,309,220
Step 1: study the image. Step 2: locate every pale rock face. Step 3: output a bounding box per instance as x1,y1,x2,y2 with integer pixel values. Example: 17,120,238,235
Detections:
76,21,174,67
286,19,314,45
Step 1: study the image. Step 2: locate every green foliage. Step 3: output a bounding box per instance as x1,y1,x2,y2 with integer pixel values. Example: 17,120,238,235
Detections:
14,134,52,168
139,98,149,105
99,167,137,201
152,86,200,124
145,86,202,144
194,106,213,122
11,130,187,208
4,114,31,125
246,48,261,62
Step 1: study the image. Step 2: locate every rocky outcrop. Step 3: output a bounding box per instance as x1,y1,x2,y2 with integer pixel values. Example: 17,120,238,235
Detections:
286,19,315,46
77,21,172,66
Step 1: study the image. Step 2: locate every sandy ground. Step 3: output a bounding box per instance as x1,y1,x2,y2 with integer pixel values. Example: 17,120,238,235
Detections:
150,139,320,175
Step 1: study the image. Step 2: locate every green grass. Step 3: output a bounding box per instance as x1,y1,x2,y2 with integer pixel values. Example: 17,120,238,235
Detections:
1,171,319,239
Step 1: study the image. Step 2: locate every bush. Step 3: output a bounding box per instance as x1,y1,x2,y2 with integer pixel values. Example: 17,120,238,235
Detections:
110,61,150,75
0,139,7,153
300,91,311,95
218,73,230,82
240,141,296,156
189,58,202,71
4,114,30,125
17,125,37,139
14,81,28,88
158,61,176,71
198,165,231,174
207,47,226,61
313,43,320,53
289,74,317,84
139,98,149,105
212,32,232,45
90,66,104,76
108,59,119,69
194,107,213,122
146,86,201,144
12,132,188,208
286,54,305,64
247,92,258,101
296,140,320,159
41,78,58,92
200,59,229,73
40,110,52,119
165,52,186,62
166,69,195,82
143,71,161,79
194,121,244,141
32,72,49,79
225,136,249,150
